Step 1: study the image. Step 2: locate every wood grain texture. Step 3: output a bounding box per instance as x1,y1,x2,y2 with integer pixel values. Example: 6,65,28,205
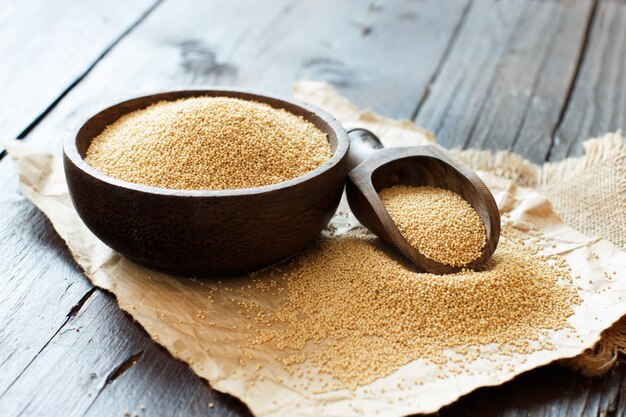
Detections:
1,0,625,416
0,163,93,396
0,0,163,401
414,0,596,163
13,0,473,152
83,340,252,417
438,363,626,417
550,0,626,160
0,0,473,414
0,289,251,417
0,290,146,416
0,0,161,143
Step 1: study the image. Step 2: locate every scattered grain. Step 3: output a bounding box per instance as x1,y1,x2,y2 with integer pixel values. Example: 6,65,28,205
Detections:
238,227,579,390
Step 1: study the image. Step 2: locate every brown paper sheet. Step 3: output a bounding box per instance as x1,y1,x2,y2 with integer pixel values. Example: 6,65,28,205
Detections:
296,81,626,377
5,84,626,416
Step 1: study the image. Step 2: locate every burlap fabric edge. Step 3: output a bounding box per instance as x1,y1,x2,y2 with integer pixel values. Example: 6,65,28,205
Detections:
455,132,626,376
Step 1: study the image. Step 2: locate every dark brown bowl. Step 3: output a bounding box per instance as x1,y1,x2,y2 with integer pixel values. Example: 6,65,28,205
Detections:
63,89,349,276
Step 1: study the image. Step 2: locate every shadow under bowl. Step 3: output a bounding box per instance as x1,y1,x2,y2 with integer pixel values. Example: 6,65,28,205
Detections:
63,89,349,277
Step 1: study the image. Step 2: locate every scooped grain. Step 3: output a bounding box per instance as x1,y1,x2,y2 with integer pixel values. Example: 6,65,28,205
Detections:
84,97,331,190
379,185,487,267
232,227,579,390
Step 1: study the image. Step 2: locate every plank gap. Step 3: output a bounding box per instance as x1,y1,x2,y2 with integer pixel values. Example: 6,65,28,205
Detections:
410,0,475,120
0,286,89,400
546,0,600,162
67,288,97,318
507,4,567,153
104,351,145,386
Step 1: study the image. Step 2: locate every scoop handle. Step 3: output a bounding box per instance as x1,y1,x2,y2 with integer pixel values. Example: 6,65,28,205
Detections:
347,128,385,171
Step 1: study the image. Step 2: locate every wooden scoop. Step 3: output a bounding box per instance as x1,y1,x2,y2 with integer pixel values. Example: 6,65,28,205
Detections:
345,128,500,274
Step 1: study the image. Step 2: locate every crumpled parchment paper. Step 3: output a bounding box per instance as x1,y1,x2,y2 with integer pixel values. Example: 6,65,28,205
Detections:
5,84,626,417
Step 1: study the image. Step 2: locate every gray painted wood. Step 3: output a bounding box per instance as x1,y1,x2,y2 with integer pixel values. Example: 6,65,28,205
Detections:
0,287,251,417
0,0,472,415
0,0,625,416
0,290,146,416
83,336,252,417
0,0,163,399
0,0,160,143
0,170,92,396
17,0,472,154
439,363,626,417
550,0,626,160
414,0,596,163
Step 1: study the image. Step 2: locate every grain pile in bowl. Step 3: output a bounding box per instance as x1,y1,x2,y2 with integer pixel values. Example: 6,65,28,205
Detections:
221,227,581,392
379,185,487,267
84,97,332,190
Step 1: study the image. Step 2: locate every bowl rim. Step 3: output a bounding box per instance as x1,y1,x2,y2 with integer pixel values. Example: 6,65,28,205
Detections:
63,88,350,197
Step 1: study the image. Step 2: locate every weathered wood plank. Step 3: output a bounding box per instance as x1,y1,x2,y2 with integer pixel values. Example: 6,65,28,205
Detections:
0,287,250,416
17,0,473,153
83,337,252,417
414,0,596,163
550,0,626,160
0,166,94,396
0,0,164,394
227,0,474,118
0,290,148,416
441,363,626,417
414,0,526,148
0,0,295,405
0,0,472,415
0,0,161,143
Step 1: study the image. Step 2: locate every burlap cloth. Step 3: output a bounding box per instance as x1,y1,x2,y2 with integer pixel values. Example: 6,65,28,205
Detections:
4,81,626,416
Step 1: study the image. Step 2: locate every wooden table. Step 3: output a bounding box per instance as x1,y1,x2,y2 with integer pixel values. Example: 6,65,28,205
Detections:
1,1,625,416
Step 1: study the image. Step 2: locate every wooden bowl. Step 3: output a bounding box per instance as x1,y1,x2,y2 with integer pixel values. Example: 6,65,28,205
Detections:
63,89,349,276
